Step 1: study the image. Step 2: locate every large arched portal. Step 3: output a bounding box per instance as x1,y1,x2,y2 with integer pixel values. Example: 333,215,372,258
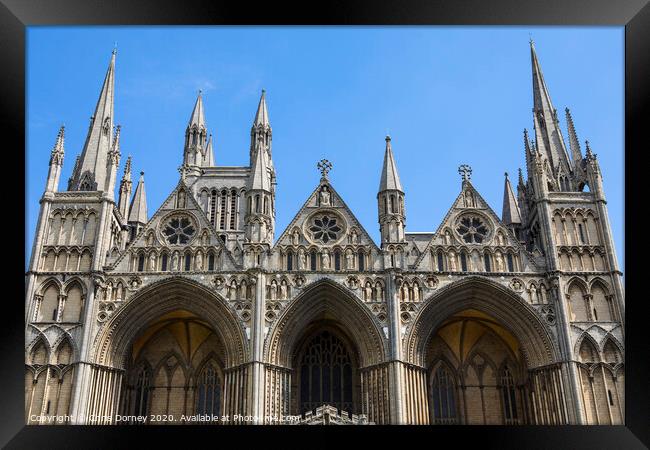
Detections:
88,278,248,424
264,279,388,423
404,277,565,425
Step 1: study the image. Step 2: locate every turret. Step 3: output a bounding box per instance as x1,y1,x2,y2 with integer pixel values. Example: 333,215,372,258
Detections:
377,135,406,246
183,91,209,168
118,155,132,218
45,125,65,193
127,171,148,240
104,125,121,200
501,172,522,239
250,89,272,163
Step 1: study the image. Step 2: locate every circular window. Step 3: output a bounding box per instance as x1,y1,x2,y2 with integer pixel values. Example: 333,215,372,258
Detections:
162,215,196,245
308,214,343,244
456,215,489,244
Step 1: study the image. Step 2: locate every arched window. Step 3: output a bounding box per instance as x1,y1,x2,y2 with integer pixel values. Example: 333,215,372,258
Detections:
220,190,228,230
263,196,269,215
255,195,260,213
230,189,237,230
431,365,457,424
334,251,341,271
507,254,514,272
287,251,293,271
184,253,191,271
484,253,491,272
383,196,388,215
133,366,150,417
299,331,354,416
210,190,217,226
500,366,518,424
310,251,317,271
161,253,168,271
390,195,396,213
460,253,468,272
196,363,221,418
358,251,365,271
437,251,444,272
208,253,215,271
578,223,586,244
137,254,145,272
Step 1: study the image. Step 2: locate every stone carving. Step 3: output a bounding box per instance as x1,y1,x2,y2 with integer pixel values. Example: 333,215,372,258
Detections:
321,250,331,270
171,252,180,271
448,250,457,271
510,278,523,292
427,275,439,289
495,252,505,272
375,284,384,302
293,274,306,287
292,228,300,245
149,253,157,271
280,279,288,299
529,283,538,303
195,252,204,271
319,186,331,206
345,249,354,269
347,276,359,290
349,228,359,245
364,282,373,301
298,248,307,270
105,282,113,302
213,276,225,289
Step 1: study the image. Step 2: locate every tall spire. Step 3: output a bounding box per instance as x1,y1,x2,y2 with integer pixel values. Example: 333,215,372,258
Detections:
69,50,116,191
118,155,132,218
565,107,583,163
502,172,522,225
378,135,404,193
128,171,148,225
183,91,208,166
250,89,273,163
529,41,572,179
45,125,65,193
204,133,215,167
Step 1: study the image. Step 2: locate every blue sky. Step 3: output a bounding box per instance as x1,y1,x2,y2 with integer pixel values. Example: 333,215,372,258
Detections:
26,26,624,272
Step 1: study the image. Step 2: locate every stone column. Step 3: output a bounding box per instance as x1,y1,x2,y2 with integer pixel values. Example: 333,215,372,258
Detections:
386,271,405,424
250,270,265,422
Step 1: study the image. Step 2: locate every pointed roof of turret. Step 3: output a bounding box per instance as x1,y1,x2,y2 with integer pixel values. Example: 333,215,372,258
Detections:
565,107,582,162
188,90,206,130
502,172,522,225
379,135,403,193
249,142,271,191
122,155,132,181
253,89,270,129
51,125,65,156
128,171,148,224
204,134,215,166
70,50,116,190
530,40,555,114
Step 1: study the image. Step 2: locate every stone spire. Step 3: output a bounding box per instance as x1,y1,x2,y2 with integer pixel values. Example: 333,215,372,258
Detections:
250,89,273,164
45,125,65,193
69,50,116,191
378,135,404,193
183,91,208,166
377,135,406,249
529,41,572,180
248,138,272,192
118,155,132,218
502,172,522,225
128,171,148,226
565,107,583,163
204,133,215,167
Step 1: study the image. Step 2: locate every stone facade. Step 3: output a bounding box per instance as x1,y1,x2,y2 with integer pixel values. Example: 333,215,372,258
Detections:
25,42,624,425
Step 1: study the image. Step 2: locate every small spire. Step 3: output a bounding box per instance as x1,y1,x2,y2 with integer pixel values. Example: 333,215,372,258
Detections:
128,171,148,224
585,140,595,159
188,90,206,130
253,89,270,129
249,142,271,191
518,167,525,187
379,135,403,192
205,133,215,167
502,171,522,225
565,107,582,162
123,155,132,179
112,124,121,153
52,125,65,153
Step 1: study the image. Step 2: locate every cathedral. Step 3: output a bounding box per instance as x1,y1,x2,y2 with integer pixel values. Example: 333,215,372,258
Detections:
25,41,624,425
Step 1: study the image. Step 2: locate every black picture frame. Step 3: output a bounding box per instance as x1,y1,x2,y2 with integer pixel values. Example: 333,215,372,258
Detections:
4,0,647,447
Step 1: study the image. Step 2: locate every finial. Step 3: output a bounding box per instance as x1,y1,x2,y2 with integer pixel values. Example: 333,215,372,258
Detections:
113,42,117,55
140,171,144,176
385,134,391,142
529,33,534,45
262,88,266,94
458,164,472,182
504,172,509,179
317,159,333,179
198,89,202,96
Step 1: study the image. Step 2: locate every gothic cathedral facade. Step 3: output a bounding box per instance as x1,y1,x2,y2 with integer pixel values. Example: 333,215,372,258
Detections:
25,42,624,425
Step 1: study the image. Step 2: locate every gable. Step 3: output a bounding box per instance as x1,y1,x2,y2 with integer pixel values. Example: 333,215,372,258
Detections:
107,180,237,272
413,180,538,271
273,179,380,253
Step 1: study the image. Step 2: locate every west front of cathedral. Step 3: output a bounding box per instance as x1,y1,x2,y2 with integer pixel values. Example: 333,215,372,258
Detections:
25,43,625,425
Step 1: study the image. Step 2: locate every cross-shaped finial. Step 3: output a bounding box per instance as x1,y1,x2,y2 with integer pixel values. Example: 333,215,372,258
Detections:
317,159,333,179
458,164,472,181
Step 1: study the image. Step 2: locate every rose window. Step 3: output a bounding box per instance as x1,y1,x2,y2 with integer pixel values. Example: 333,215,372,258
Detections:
456,216,488,244
309,215,342,244
163,216,196,245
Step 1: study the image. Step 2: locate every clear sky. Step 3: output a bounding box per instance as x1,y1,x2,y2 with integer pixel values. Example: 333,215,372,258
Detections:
26,26,624,272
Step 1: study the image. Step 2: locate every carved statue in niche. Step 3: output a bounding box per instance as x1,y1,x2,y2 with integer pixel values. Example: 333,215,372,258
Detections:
465,190,475,208
269,279,278,301
349,228,359,245
260,220,267,242
116,283,123,301
195,252,204,271
227,280,237,299
497,232,505,246
345,249,354,269
364,282,373,301
445,230,452,245
448,250,457,271
495,252,505,272
298,248,306,270
375,283,384,301
280,279,288,299
413,284,420,302
171,252,180,271
177,191,186,208
149,253,157,271
529,283,538,303
321,250,331,270
319,186,331,206
105,282,113,301
292,228,300,245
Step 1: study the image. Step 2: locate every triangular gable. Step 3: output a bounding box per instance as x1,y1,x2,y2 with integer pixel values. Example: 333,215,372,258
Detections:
413,180,538,270
107,179,238,272
273,178,380,252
